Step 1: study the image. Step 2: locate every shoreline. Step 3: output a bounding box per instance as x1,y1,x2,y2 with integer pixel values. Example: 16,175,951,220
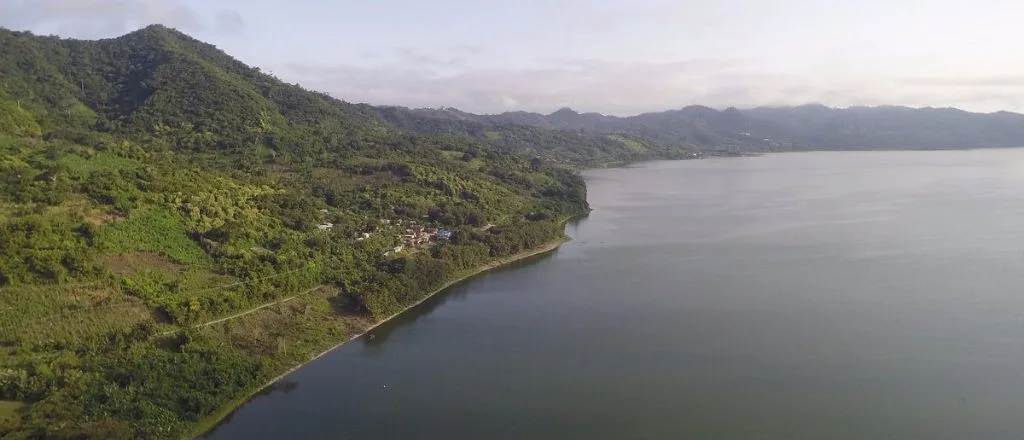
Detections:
189,234,571,439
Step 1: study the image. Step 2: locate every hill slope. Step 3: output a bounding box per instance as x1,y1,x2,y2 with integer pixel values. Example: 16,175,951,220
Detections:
0,25,588,439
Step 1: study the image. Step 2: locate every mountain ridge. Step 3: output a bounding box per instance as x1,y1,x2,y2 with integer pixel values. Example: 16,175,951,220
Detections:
459,102,1024,120
380,102,1024,152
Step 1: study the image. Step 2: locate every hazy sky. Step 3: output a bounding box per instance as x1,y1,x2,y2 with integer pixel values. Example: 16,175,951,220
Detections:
4,0,1024,115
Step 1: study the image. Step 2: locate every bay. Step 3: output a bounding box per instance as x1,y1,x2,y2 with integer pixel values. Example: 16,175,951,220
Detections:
205,150,1024,439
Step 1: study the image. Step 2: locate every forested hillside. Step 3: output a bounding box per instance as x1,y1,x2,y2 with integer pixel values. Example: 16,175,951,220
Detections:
390,104,1024,152
376,106,699,165
0,25,588,439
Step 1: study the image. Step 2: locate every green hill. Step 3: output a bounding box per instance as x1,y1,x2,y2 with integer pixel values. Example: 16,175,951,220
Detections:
0,25,588,439
376,106,700,165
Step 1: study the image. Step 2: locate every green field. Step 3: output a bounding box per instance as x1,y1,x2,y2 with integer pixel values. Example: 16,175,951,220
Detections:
0,401,23,423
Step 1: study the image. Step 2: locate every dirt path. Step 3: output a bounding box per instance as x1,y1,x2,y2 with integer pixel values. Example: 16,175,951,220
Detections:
161,286,324,335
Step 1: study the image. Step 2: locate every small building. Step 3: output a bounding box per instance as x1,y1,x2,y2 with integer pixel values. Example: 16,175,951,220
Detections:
436,230,452,240
317,222,334,231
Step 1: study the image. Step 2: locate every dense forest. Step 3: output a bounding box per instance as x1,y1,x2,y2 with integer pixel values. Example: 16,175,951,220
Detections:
387,103,1024,152
0,25,590,439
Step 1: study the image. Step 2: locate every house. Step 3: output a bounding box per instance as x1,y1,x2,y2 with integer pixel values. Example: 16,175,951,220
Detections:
385,244,405,257
317,222,334,231
436,229,452,240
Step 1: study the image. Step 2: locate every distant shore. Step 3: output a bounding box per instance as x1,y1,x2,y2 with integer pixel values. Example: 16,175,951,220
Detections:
189,234,571,439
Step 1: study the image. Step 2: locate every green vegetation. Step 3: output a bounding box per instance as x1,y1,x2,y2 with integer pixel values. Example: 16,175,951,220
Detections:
0,25,588,439
0,401,23,424
376,106,699,165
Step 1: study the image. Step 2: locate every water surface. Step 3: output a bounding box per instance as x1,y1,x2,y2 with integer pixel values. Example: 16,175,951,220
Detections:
206,150,1024,439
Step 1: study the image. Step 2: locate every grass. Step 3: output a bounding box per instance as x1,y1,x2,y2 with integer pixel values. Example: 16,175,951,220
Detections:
0,400,25,423
439,150,464,160
59,152,141,177
14,302,150,345
606,135,648,153
100,207,209,266
0,283,149,345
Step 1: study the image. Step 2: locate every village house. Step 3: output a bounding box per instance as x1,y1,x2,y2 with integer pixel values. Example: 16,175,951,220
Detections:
384,244,405,257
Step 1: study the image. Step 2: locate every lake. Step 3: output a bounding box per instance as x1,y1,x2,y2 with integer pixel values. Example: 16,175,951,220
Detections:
204,150,1024,439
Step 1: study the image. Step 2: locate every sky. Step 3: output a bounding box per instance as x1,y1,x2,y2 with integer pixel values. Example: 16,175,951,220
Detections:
4,0,1024,115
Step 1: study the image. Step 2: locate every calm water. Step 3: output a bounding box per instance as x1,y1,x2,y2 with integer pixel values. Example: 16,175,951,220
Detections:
205,150,1024,439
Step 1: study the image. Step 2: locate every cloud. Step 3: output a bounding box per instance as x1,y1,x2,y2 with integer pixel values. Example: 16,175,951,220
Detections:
393,47,468,69
215,10,245,34
283,57,758,114
552,0,723,34
0,0,243,37
279,56,1024,115
896,76,1024,88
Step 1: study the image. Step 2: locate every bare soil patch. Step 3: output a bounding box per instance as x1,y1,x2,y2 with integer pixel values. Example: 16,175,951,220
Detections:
83,209,125,226
103,252,182,275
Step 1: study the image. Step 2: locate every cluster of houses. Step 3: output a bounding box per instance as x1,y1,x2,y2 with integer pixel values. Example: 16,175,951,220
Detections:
400,225,452,246
402,225,436,246
315,214,453,256
374,219,453,257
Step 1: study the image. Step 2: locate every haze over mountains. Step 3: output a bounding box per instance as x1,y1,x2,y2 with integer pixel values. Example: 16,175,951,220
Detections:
379,104,1024,154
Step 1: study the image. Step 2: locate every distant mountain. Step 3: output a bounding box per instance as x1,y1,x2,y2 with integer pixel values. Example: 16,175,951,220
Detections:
384,104,1024,152
375,106,699,165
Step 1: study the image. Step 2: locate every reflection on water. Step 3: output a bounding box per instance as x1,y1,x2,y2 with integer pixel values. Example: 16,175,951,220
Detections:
361,249,563,349
202,380,299,437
